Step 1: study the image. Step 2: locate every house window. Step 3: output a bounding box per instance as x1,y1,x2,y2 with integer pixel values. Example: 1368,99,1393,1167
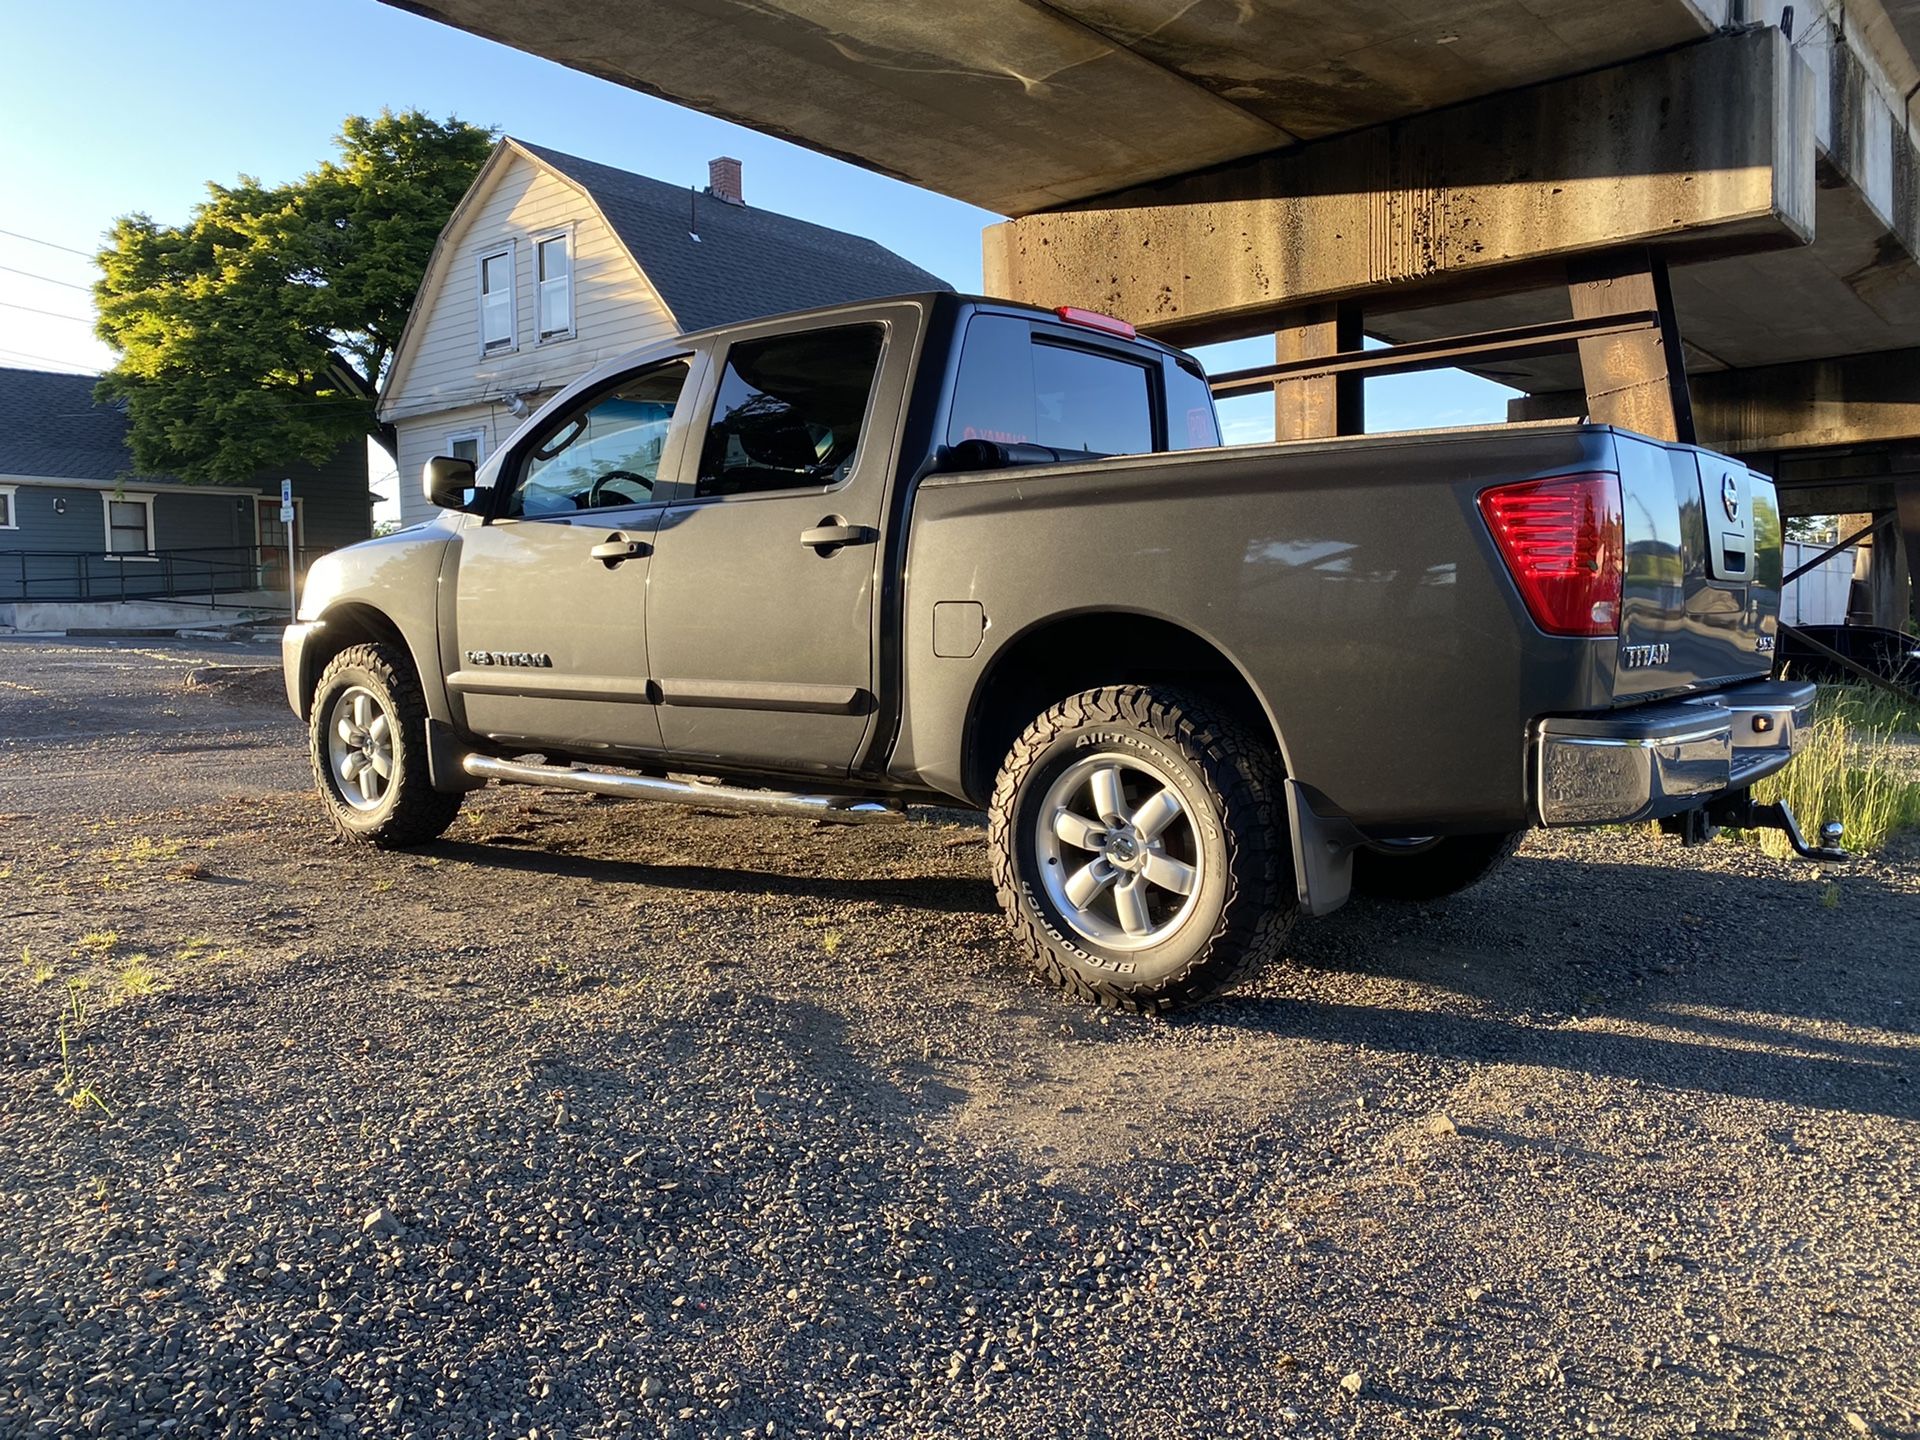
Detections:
0,485,15,529
479,245,516,352
445,428,487,465
536,233,572,340
101,493,155,558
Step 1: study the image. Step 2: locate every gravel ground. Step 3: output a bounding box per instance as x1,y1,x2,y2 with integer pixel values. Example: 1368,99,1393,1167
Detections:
1,637,1916,1440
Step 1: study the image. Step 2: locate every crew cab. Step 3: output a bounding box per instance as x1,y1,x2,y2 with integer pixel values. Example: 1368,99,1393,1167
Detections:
285,292,1821,1010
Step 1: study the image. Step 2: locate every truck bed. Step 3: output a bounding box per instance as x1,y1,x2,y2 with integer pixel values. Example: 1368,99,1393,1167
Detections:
896,422,1780,831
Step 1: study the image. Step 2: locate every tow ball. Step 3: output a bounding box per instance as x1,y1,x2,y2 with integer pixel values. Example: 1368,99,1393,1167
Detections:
1660,793,1848,861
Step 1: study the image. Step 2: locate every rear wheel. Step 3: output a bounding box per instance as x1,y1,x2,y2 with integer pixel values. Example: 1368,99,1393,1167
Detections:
988,685,1294,1012
309,642,462,847
1350,831,1523,902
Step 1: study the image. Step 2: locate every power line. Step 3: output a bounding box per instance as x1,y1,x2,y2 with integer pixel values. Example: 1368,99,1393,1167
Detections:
51,391,378,418
0,226,95,258
0,344,99,375
0,298,94,324
0,261,90,291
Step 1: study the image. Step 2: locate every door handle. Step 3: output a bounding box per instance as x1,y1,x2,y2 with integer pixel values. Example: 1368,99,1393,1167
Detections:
800,518,876,553
590,533,651,567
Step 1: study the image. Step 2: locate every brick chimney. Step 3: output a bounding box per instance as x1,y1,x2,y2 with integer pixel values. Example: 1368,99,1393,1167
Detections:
707,156,744,206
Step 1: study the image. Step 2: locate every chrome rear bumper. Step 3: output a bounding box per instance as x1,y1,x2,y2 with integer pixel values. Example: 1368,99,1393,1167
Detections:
1534,679,1815,826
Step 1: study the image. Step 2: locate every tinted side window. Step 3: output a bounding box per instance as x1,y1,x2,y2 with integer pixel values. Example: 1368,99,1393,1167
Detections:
947,315,1034,447
508,359,689,518
696,325,884,499
947,314,1157,457
1166,357,1222,449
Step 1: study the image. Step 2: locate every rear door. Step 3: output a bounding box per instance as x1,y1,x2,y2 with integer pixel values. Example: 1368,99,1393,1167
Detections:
444,354,699,756
645,309,915,778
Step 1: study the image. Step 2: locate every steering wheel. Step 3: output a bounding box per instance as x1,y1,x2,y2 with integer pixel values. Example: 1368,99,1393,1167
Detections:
584,469,652,508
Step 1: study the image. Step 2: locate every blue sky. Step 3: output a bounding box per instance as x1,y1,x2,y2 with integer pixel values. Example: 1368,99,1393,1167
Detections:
0,0,1514,482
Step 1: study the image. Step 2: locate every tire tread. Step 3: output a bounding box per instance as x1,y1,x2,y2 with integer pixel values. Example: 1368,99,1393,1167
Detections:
309,642,462,848
987,684,1292,1013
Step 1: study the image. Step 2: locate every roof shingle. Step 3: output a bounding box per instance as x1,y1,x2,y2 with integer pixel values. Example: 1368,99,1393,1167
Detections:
0,367,179,484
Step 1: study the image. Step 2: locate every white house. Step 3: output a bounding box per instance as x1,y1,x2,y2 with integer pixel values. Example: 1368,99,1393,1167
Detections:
379,139,949,527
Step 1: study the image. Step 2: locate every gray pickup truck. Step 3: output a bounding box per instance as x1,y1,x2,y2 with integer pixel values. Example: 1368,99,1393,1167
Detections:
284,292,1825,1011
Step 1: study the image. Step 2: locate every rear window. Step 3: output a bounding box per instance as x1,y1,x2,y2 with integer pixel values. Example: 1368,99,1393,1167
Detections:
948,314,1160,457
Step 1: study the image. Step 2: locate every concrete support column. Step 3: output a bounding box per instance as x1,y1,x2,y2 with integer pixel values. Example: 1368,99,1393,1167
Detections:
1567,249,1695,445
1896,482,1920,630
1822,502,1914,630
1272,303,1364,442
1864,512,1913,630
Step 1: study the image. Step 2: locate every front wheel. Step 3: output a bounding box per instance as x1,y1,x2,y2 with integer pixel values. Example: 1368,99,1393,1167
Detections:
308,642,463,847
987,685,1294,1012
1349,831,1523,902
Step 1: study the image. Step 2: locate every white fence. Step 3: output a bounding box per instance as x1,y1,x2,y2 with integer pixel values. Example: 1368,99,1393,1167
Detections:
1780,541,1855,626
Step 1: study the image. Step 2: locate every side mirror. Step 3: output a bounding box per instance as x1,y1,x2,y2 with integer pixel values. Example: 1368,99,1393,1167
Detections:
423,454,483,512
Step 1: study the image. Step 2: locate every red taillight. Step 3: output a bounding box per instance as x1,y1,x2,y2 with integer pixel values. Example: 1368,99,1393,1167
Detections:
1478,473,1624,637
1053,305,1137,339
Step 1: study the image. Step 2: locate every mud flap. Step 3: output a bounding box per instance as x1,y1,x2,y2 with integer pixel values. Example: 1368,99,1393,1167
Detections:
1284,778,1369,916
427,718,488,793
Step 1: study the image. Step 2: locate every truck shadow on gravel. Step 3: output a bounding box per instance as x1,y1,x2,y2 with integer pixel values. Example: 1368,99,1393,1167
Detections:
1199,993,1917,1121
428,836,1001,915
1212,854,1918,1121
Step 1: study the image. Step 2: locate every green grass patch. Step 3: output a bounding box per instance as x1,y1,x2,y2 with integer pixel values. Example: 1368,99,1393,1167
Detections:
1746,690,1920,858
109,953,162,1003
1814,684,1920,736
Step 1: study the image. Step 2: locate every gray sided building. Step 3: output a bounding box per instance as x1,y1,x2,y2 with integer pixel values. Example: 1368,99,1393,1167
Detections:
0,367,371,611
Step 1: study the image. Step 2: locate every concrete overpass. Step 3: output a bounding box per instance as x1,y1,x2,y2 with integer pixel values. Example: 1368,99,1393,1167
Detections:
388,0,1920,625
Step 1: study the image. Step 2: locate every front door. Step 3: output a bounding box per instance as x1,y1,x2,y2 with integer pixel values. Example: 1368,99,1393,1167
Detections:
446,355,696,758
646,319,898,778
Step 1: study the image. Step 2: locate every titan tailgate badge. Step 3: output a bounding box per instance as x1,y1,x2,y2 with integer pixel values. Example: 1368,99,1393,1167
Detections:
1621,643,1671,670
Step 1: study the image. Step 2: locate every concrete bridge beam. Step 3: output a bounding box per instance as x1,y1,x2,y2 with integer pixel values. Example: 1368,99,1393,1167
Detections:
983,29,1816,348
1511,347,1920,454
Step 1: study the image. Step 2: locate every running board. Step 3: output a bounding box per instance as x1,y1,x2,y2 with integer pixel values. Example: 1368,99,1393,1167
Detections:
460,754,907,825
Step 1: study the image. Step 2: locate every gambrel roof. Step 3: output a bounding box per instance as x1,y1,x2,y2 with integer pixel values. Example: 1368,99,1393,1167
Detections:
381,137,950,411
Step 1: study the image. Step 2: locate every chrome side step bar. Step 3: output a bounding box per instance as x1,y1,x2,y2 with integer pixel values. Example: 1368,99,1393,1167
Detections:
460,754,907,825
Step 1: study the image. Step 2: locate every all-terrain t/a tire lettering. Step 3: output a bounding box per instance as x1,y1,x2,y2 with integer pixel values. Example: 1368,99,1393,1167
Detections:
988,685,1295,1012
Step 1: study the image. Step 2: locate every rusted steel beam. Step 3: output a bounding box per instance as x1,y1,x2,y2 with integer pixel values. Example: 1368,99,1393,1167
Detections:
1210,312,1660,400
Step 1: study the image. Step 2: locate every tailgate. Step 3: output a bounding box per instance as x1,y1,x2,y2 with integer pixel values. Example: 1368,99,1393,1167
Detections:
1613,434,1781,702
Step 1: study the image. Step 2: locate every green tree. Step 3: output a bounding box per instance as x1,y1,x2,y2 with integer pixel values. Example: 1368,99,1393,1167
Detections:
94,110,495,484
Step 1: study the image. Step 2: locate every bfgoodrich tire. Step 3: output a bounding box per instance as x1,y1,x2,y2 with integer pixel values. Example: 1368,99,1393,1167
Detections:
1350,831,1523,902
988,685,1294,1012
308,642,463,848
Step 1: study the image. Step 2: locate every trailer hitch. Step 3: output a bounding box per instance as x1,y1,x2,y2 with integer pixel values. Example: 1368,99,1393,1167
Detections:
1696,792,1848,861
